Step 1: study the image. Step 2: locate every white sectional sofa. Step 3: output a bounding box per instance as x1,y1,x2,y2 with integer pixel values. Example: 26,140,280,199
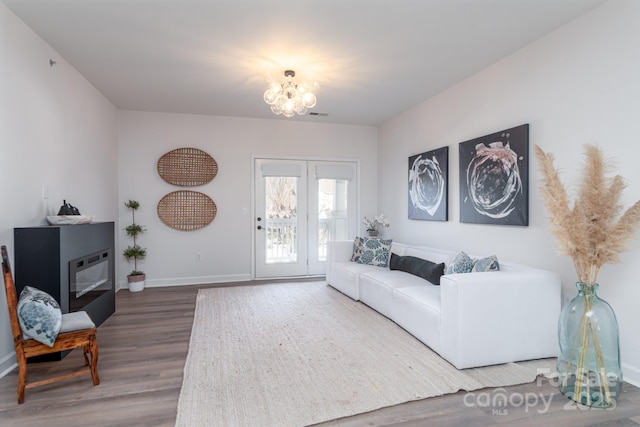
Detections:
326,240,561,369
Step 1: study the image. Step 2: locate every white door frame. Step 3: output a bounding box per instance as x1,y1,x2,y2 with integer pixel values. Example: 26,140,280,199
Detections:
251,155,360,279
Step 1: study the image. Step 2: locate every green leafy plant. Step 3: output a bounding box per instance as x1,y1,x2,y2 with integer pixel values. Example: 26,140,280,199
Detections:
123,200,147,276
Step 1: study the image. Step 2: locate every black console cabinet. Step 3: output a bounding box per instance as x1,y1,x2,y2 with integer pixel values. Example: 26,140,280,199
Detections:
14,222,116,328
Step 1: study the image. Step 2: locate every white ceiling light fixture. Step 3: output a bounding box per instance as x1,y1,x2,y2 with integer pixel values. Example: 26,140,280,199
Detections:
264,70,318,117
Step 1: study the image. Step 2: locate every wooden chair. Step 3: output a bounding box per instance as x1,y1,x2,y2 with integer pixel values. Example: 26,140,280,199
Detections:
1,245,100,404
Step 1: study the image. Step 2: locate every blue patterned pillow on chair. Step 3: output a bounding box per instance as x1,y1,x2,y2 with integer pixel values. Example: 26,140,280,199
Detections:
17,286,62,347
355,237,393,267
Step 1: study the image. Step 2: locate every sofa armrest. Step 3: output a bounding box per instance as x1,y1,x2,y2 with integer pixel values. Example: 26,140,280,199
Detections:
326,240,354,282
326,241,354,267
326,240,363,300
439,269,561,369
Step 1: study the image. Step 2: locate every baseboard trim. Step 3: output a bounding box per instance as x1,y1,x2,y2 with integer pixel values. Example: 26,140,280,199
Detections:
0,351,17,379
117,274,252,291
623,362,640,388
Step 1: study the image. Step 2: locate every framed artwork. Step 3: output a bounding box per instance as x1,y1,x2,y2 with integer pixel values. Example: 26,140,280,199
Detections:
408,146,448,221
458,124,529,226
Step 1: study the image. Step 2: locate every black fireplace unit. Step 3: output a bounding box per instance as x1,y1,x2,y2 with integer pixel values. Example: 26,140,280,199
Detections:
14,222,116,333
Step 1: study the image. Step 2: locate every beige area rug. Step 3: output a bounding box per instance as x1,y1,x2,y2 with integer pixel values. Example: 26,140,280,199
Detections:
175,282,555,427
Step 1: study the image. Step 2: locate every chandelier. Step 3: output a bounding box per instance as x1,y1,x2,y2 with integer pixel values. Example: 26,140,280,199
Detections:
263,70,318,117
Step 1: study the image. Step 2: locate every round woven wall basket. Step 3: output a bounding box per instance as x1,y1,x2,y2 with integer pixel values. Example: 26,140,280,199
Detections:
157,190,217,231
157,147,218,186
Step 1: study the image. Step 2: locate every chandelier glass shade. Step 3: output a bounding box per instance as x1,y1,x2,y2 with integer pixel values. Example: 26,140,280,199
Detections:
264,70,318,117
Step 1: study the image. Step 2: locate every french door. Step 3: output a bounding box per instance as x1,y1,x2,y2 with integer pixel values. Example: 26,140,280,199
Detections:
254,158,357,278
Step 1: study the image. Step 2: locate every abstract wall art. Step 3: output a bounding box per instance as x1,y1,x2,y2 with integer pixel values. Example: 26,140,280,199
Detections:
458,124,529,226
408,146,448,221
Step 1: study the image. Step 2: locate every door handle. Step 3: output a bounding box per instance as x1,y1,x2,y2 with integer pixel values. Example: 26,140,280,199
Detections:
257,225,263,230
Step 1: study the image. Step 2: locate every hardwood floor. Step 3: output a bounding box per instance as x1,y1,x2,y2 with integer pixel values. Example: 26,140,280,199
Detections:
1,281,639,427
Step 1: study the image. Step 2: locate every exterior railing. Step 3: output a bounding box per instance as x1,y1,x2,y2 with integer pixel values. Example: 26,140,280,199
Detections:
265,218,297,263
265,216,343,264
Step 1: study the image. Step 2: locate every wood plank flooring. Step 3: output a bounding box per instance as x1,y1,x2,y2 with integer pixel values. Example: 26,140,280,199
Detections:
1,281,639,427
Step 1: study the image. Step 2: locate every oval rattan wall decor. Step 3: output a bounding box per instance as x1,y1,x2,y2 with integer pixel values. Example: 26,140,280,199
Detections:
157,190,217,231
157,147,218,186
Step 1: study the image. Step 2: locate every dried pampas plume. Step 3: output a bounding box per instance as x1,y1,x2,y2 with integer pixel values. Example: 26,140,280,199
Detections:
534,144,640,284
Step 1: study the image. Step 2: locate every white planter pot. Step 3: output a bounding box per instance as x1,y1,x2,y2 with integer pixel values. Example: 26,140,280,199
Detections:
128,274,146,292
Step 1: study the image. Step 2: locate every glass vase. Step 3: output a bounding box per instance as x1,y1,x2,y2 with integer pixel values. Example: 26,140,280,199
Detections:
557,282,622,407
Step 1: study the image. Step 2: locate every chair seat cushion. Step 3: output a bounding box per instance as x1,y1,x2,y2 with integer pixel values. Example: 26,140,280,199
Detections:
17,286,62,347
60,311,95,333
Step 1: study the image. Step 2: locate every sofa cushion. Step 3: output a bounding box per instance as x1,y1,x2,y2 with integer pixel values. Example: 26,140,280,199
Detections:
335,261,382,276
472,255,500,272
359,270,421,318
445,251,475,274
355,237,393,267
327,261,383,300
392,285,442,353
394,285,441,314
389,253,445,285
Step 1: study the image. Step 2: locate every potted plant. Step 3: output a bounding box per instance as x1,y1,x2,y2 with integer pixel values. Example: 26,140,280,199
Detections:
362,214,390,237
123,200,147,292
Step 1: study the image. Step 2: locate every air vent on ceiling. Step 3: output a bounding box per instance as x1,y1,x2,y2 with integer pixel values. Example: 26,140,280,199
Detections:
309,112,328,117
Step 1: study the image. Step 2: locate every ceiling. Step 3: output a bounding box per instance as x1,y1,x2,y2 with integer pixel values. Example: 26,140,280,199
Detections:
3,0,607,126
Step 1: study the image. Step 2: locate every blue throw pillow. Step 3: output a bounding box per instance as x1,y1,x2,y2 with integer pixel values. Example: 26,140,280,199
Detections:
355,237,393,267
17,286,62,347
472,255,500,272
445,251,475,274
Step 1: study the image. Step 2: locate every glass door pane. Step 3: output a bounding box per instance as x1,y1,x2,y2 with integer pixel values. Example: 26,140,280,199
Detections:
265,176,298,264
317,178,350,262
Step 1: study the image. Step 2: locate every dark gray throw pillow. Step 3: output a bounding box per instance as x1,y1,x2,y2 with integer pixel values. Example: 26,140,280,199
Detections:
389,253,445,285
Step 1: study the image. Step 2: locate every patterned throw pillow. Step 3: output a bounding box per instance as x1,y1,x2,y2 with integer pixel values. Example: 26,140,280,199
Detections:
351,237,365,262
17,286,62,347
445,251,475,274
355,237,393,267
472,255,500,272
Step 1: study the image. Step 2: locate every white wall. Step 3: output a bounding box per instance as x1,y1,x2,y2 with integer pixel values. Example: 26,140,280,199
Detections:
3,0,637,391
118,111,377,287
0,3,119,377
378,0,640,386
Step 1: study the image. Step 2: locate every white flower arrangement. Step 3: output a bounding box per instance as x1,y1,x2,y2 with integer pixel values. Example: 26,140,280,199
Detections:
362,214,390,232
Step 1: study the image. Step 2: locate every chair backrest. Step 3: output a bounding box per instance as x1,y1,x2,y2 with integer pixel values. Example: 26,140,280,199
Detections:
2,245,24,349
